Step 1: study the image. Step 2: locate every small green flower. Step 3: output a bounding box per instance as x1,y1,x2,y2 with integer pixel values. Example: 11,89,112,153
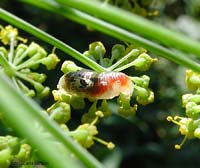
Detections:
117,93,137,116
61,60,82,73
0,148,13,168
69,111,114,149
185,69,200,90
0,136,31,167
52,89,71,103
83,41,106,62
0,25,27,45
41,52,60,70
15,144,31,162
167,116,196,149
133,53,158,71
185,102,200,119
0,25,59,98
135,86,154,105
47,102,71,124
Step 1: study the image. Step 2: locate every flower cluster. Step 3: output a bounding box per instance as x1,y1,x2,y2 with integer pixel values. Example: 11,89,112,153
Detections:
0,25,60,98
84,42,156,114
167,69,200,149
49,41,156,148
0,25,60,167
0,135,31,167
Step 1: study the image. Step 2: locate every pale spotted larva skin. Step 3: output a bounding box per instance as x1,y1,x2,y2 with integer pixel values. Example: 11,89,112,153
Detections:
57,70,134,99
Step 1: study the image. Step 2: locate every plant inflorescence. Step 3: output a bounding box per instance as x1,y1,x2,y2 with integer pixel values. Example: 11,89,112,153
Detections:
167,69,200,149
0,25,156,166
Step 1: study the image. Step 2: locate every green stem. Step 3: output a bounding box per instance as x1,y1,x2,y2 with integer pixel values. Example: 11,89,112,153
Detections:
0,52,15,76
15,53,42,70
0,73,104,168
21,0,200,73
0,8,106,72
15,71,39,86
14,45,32,66
57,0,200,57
8,35,15,63
108,49,139,71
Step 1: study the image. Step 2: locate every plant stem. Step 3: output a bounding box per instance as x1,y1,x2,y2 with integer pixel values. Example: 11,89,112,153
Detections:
0,8,106,72
58,0,200,57
0,52,15,76
108,49,139,71
8,35,15,63
0,73,104,168
21,0,200,73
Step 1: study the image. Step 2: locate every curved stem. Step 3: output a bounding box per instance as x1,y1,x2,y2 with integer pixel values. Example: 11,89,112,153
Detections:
108,49,139,71
0,8,106,72
21,0,200,73
57,0,200,57
0,73,104,168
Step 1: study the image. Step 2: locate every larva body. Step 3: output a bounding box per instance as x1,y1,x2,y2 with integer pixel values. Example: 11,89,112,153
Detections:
57,70,133,99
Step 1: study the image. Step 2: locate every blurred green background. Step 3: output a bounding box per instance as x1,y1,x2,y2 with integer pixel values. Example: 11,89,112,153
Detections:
1,0,200,167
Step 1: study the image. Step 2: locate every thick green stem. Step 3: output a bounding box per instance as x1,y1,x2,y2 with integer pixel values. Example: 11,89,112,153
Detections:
0,73,104,168
0,8,106,72
57,0,200,57
21,0,200,73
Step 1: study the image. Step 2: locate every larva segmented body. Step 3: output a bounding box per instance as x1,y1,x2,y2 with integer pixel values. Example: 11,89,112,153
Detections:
57,70,133,99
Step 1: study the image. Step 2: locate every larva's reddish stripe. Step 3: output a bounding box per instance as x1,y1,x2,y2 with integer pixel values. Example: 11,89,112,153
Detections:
57,70,134,99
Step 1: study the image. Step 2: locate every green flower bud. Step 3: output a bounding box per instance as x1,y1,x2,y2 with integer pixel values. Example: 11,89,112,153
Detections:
70,123,98,148
25,90,35,97
83,41,106,61
52,90,71,103
185,69,200,90
111,44,125,61
48,102,71,124
70,96,85,110
117,94,137,116
117,93,131,109
7,137,19,153
131,75,150,88
118,104,137,116
178,117,194,138
26,42,41,57
41,53,60,70
27,42,47,57
0,148,13,168
61,61,82,73
24,71,46,83
186,102,200,118
182,94,194,107
194,127,200,139
101,58,111,67
15,44,28,59
0,136,19,152
15,144,31,162
133,53,157,71
136,88,154,105
37,86,50,98
0,25,18,45
33,82,45,93
98,100,112,117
